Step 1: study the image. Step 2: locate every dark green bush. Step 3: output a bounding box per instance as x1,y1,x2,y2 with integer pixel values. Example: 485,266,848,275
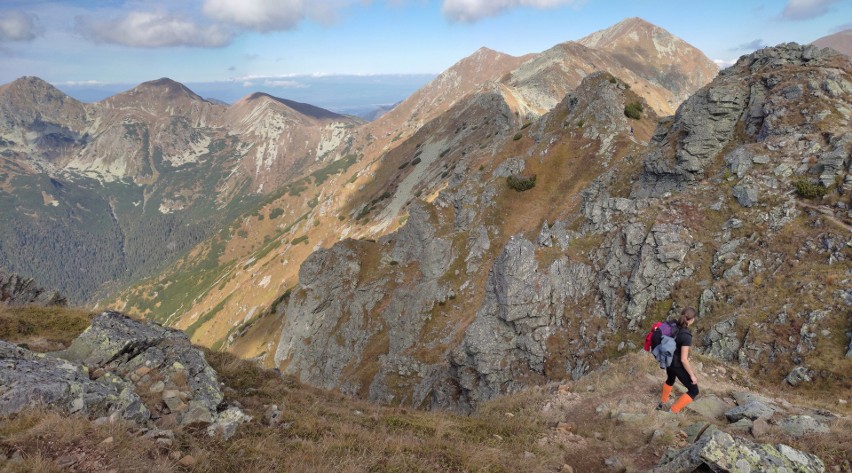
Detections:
513,133,523,141
411,157,422,166
269,207,285,219
507,174,536,192
794,179,828,199
624,101,643,120
291,235,309,245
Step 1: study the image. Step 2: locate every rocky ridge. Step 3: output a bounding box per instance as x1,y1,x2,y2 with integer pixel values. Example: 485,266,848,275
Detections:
269,43,851,415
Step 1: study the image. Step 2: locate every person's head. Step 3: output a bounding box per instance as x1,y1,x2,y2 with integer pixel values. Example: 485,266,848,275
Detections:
678,307,697,327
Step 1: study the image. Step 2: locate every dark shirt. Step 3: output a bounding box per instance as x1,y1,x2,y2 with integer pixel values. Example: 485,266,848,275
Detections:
670,326,692,368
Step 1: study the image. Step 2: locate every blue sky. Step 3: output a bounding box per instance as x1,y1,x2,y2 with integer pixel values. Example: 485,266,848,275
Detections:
1,0,849,109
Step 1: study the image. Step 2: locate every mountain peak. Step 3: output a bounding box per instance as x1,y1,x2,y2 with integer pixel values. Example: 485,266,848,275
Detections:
578,18,719,106
579,17,670,49
130,77,206,102
1,76,65,97
237,92,345,121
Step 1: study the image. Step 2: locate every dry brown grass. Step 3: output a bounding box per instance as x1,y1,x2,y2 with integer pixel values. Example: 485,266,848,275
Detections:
0,306,93,352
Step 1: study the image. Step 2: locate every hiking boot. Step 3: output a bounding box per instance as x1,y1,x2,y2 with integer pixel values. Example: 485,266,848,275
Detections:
655,402,665,411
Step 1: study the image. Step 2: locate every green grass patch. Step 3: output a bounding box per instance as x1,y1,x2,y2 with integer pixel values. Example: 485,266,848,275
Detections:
311,154,359,186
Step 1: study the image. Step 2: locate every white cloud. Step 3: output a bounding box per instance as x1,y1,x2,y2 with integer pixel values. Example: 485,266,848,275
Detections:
713,58,737,69
730,39,766,51
202,0,306,31
264,79,307,88
76,11,232,48
441,0,584,22
243,81,255,87
781,0,841,20
0,10,41,41
58,80,109,86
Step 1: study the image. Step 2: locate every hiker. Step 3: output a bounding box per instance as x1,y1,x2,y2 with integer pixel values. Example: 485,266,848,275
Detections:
658,307,698,413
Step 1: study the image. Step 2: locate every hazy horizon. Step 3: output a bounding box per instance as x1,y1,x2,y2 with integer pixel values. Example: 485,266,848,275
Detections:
48,73,436,117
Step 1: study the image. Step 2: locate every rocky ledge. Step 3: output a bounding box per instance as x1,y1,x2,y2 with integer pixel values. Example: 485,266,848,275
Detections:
0,269,67,307
0,311,249,438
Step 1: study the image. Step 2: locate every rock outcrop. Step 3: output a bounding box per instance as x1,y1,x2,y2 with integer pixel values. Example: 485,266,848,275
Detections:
0,269,67,306
634,43,848,198
0,340,148,423
655,429,825,473
58,311,225,426
1,311,247,436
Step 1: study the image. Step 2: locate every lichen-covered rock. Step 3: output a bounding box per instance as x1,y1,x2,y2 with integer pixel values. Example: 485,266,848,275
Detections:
0,340,148,423
702,317,741,362
732,178,759,207
0,269,67,307
785,366,813,386
654,430,825,473
57,311,224,426
725,400,777,422
778,415,830,438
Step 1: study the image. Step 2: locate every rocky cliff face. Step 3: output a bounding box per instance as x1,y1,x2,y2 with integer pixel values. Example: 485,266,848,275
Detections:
272,44,851,412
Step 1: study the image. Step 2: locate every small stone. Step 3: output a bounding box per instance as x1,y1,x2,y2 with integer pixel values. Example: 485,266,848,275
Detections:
558,384,571,394
524,451,535,459
100,436,114,445
169,451,183,461
164,396,186,412
178,455,197,467
135,366,152,377
493,434,503,441
562,464,575,473
56,455,77,468
149,381,165,393
181,404,213,425
594,431,604,440
556,422,575,433
10,451,23,463
752,417,770,438
504,412,514,418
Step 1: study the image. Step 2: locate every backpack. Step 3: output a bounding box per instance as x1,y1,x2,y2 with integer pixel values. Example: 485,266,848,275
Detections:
644,321,680,368
643,321,675,351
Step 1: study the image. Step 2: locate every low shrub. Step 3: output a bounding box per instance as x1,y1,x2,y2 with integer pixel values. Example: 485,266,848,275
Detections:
507,174,536,192
624,101,643,120
512,133,523,141
794,179,828,199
